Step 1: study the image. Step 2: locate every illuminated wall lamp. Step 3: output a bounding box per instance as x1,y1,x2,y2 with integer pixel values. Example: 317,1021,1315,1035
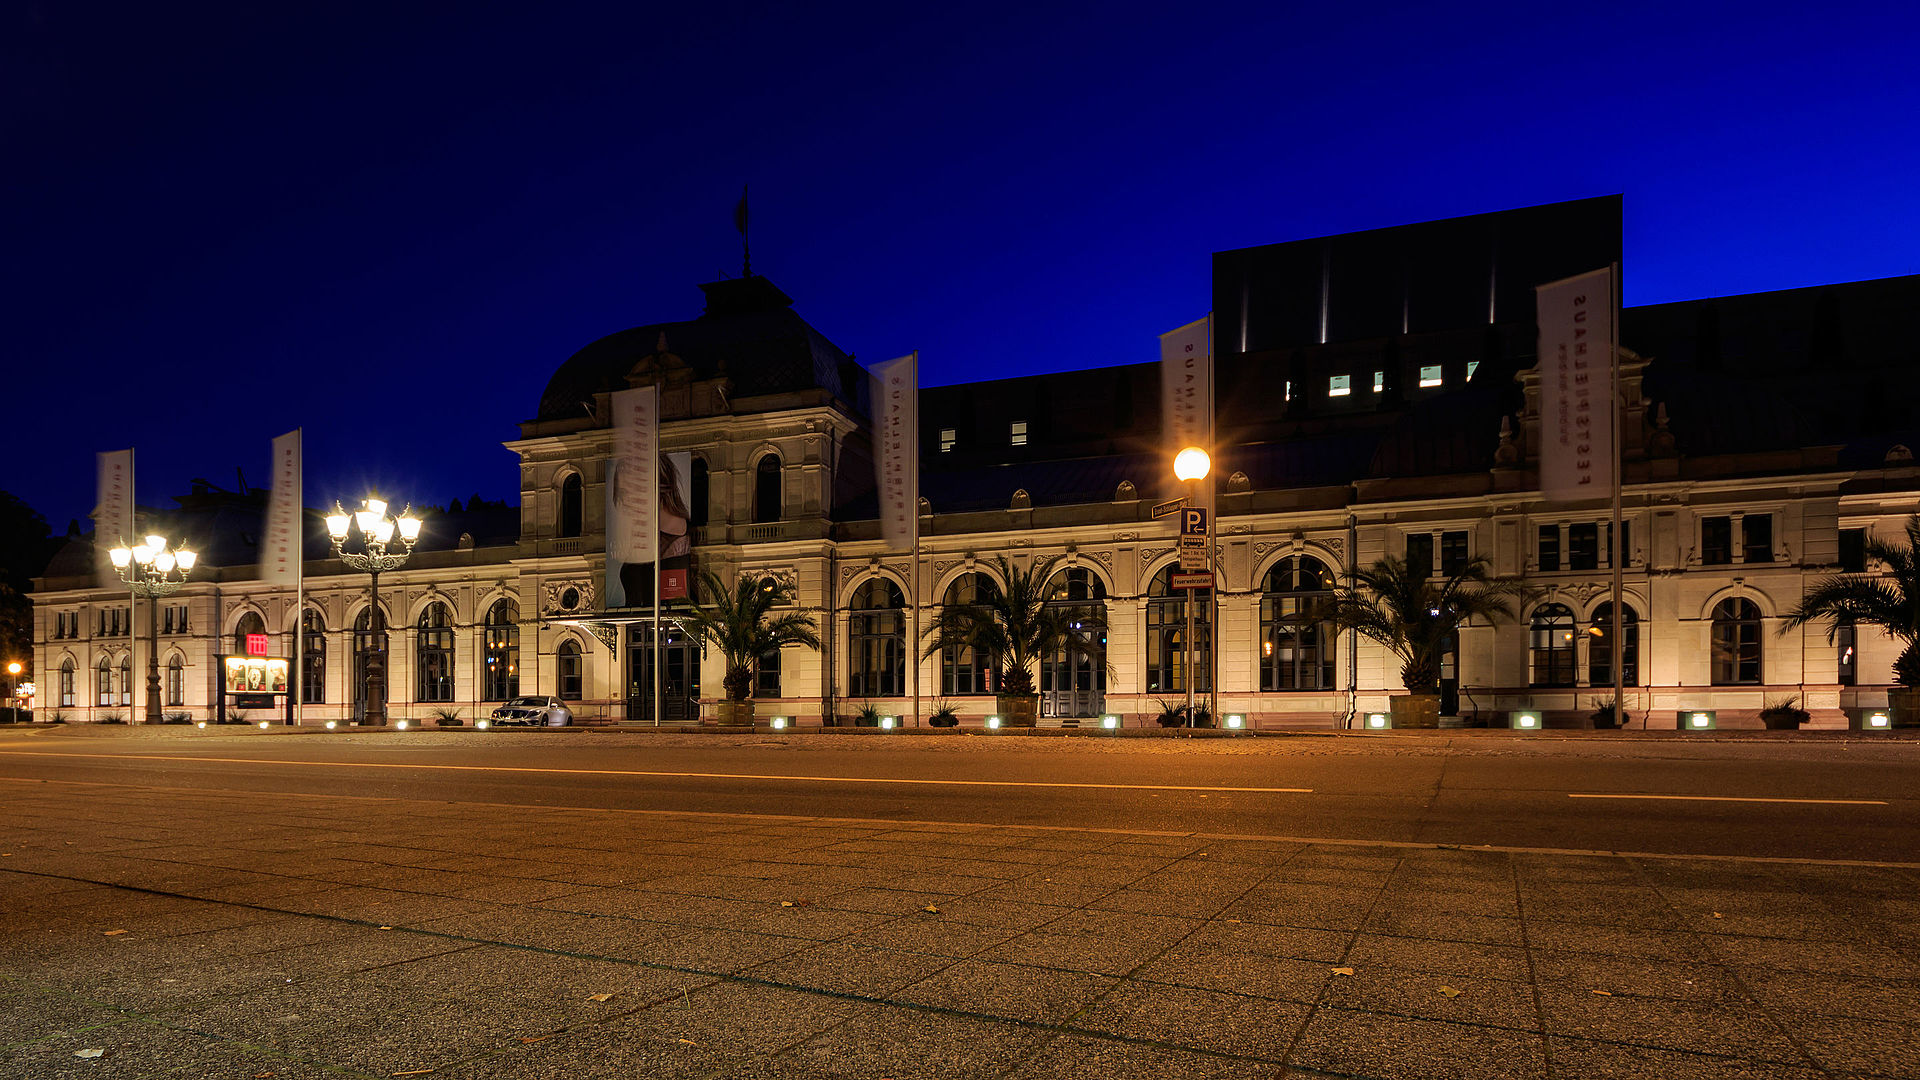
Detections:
880,716,896,729
257,721,270,730
1364,712,1391,729
769,716,789,730
475,719,489,730
196,721,206,729
396,719,410,731
1101,715,1119,730
1677,710,1717,731
1511,711,1542,731
1866,711,1891,730
1224,714,1245,729
324,720,338,730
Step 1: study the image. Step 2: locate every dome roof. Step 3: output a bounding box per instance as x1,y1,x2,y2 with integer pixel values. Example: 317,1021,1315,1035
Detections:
535,276,864,421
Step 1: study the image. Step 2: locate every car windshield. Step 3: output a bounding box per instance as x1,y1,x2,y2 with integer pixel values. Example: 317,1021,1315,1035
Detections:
505,698,545,708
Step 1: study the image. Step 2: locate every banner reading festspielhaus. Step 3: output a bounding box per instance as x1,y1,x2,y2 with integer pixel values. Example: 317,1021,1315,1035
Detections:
606,385,659,608
873,353,918,552
261,430,302,586
1159,316,1211,456
1536,268,1616,502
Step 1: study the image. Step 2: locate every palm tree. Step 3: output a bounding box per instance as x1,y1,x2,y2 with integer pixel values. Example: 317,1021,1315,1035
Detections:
1784,515,1920,723
1313,554,1531,695
921,554,1105,725
683,570,820,722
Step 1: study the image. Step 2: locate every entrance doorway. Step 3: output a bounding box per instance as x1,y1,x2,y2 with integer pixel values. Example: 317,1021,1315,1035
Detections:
626,623,700,723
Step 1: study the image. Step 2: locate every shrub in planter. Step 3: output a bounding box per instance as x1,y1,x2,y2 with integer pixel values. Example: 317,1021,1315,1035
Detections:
921,554,1107,730
45,710,69,725
853,701,884,727
1759,695,1810,730
162,711,192,725
432,707,464,727
1589,698,1623,729
1784,514,1920,727
684,570,821,726
99,712,127,725
1154,698,1187,728
928,699,960,727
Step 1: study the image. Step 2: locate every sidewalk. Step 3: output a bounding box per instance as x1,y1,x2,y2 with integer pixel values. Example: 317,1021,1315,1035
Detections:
3,768,1917,1078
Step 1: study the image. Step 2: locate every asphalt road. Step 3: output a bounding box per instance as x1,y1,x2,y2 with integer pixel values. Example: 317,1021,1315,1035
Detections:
2,727,1916,863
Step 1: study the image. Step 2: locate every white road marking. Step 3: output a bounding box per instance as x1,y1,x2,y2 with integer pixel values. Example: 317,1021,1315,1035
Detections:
1569,793,1887,806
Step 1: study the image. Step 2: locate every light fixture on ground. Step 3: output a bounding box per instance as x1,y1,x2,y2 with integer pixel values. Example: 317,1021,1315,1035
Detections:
325,498,422,726
1224,713,1245,729
769,716,789,730
986,715,1002,730
1364,712,1391,729
1678,710,1717,730
109,534,197,724
1510,710,1543,730
1101,714,1120,730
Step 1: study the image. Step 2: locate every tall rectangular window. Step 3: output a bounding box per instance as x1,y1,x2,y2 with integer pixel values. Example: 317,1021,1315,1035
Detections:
1569,523,1599,571
1418,365,1443,388
1406,533,1434,579
939,428,956,453
1009,420,1027,447
1742,513,1773,563
1538,525,1560,572
1372,371,1384,393
1610,520,1632,568
1701,516,1733,565
1839,528,1867,573
1328,375,1351,397
1440,531,1469,577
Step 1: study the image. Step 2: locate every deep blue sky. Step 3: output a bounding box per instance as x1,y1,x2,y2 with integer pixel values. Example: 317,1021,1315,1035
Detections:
9,2,1919,532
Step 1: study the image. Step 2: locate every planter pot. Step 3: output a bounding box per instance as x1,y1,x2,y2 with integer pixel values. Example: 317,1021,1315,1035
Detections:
715,699,755,727
1888,687,1920,729
1389,693,1441,730
1760,713,1805,730
995,694,1040,728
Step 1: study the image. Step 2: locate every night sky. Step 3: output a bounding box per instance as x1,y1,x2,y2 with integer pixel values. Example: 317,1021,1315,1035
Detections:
9,2,1919,533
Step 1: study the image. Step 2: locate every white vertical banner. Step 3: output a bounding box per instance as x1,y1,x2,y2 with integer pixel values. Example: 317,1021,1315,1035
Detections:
1160,316,1212,456
262,430,303,586
1537,268,1616,502
607,385,659,608
873,353,918,551
96,449,133,586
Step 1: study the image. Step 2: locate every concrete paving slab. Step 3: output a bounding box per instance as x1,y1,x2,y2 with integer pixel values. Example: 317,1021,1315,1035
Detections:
1290,1005,1551,1080
1546,1036,1831,1080
1536,987,1808,1063
1071,979,1310,1058
892,958,1119,1023
1005,1033,1286,1078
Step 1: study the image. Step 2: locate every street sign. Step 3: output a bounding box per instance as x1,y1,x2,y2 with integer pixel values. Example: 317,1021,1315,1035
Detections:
1170,572,1213,589
1180,507,1207,535
1150,496,1189,519
1178,535,1208,571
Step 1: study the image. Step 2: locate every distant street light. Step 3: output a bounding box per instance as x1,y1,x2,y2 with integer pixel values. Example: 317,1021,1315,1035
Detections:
109,535,197,723
5,661,21,714
1173,446,1211,725
326,499,421,726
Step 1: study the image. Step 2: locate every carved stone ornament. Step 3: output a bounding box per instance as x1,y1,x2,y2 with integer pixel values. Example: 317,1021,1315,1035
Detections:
1253,541,1280,559
1141,546,1174,566
1085,549,1115,572
585,624,620,653
543,579,597,614
746,568,798,593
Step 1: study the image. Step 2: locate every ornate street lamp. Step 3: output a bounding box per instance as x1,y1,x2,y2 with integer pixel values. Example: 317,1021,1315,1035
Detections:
325,498,422,725
109,534,197,724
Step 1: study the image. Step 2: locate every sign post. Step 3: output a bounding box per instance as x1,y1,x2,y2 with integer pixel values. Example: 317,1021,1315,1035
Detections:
1179,507,1208,722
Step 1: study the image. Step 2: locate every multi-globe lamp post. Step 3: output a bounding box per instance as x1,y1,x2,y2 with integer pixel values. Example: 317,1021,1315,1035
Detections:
108,535,197,724
325,498,422,725
1173,446,1211,725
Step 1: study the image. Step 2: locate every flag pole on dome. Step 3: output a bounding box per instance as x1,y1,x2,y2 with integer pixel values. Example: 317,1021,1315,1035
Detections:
735,185,750,278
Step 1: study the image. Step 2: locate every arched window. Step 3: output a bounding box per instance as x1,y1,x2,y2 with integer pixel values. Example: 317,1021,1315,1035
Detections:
232,611,266,657
417,603,455,703
96,657,112,706
940,572,999,695
1260,556,1336,691
1588,602,1639,688
1529,603,1577,688
166,655,184,706
1146,565,1211,694
118,655,131,705
848,577,905,697
1836,616,1857,686
353,607,387,720
1041,567,1107,716
558,473,583,538
1711,597,1763,685
59,659,75,707
301,610,326,704
556,639,583,700
483,598,519,701
690,458,709,528
754,454,782,523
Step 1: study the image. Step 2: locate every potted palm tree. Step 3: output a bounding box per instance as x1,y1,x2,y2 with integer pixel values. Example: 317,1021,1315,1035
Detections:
683,570,821,726
921,555,1106,727
1784,515,1920,727
1312,554,1530,729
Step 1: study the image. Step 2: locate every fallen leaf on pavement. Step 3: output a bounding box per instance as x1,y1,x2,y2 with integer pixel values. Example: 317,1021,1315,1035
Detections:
75,1049,105,1059
677,1038,702,1047
391,1071,435,1077
378,926,394,931
1330,967,1354,976
922,905,941,913
1438,985,1462,998
255,1073,275,1078
588,993,614,1001
781,901,794,907
1591,989,1613,996
1710,912,1723,919
103,929,127,936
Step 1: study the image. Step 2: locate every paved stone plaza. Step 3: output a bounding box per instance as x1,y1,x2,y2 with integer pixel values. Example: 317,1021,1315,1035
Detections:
3,758,1918,1079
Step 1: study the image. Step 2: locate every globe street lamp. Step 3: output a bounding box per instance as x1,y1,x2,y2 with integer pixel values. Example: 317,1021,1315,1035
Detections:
1172,447,1210,725
325,498,422,725
109,535,197,724
5,661,20,715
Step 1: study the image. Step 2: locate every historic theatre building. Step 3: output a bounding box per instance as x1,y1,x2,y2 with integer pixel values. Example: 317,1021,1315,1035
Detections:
33,196,1920,728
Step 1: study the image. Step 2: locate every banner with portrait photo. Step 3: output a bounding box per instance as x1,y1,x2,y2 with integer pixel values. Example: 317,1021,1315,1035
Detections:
607,430,693,608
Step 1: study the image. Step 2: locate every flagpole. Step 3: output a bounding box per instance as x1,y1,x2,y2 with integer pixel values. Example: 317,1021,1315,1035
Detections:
1206,313,1218,726
292,429,304,728
129,449,138,722
911,351,921,728
1610,263,1625,730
